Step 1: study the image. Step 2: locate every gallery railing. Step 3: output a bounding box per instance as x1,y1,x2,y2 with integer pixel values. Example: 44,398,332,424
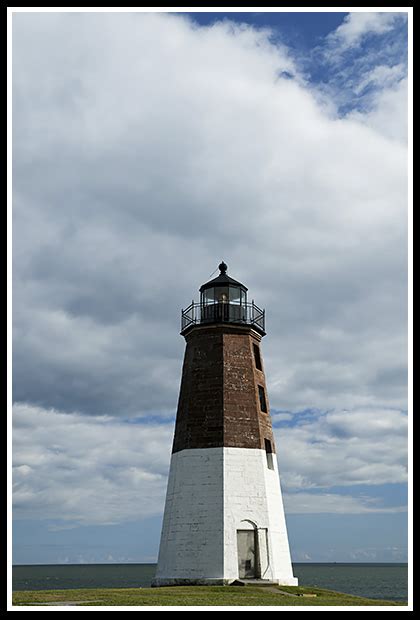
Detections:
181,301,265,334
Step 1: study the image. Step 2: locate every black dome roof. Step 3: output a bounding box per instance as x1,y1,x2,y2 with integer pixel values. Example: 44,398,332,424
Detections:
199,262,248,292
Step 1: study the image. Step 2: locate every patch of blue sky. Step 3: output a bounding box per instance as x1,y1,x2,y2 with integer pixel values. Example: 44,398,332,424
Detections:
271,407,329,427
312,483,408,509
183,11,348,48
13,517,163,565
300,16,408,115
119,413,175,425
182,11,408,118
287,512,408,561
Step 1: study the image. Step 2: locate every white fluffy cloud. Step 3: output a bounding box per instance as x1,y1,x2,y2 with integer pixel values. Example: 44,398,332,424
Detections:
12,403,173,525
348,76,408,142
314,12,408,143
12,403,407,525
13,12,408,421
283,492,406,515
326,12,403,50
275,407,407,490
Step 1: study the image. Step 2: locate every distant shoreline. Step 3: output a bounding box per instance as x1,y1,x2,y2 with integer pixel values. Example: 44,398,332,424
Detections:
12,561,409,566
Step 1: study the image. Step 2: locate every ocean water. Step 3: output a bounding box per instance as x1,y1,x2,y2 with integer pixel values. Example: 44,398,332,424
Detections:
12,563,407,602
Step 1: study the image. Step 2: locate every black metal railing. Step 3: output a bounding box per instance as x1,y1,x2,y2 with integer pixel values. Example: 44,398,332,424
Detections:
181,301,265,334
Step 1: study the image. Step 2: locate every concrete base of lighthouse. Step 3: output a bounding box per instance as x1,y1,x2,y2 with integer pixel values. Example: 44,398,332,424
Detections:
152,447,298,587
152,578,298,587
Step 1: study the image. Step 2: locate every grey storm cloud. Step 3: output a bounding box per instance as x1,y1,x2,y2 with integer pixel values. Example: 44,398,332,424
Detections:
13,12,408,418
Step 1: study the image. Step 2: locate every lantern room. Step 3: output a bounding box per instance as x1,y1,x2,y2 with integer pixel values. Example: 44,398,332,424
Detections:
181,262,265,335
200,261,247,324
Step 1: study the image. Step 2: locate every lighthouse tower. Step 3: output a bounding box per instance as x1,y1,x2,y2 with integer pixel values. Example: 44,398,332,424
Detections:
153,263,297,586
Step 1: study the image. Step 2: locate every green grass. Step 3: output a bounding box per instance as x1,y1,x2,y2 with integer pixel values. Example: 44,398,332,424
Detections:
12,585,407,607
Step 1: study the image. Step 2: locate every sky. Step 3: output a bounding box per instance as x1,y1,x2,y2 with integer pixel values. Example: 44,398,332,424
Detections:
11,9,410,565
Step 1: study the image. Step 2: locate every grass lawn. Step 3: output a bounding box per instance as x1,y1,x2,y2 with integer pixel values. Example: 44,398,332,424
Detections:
12,585,407,607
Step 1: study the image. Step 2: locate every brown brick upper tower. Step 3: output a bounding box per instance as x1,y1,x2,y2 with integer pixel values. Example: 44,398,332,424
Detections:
173,261,274,454
172,324,275,454
153,263,297,587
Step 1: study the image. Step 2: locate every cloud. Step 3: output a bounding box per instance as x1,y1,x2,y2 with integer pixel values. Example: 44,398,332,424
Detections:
353,63,406,95
13,403,407,525
13,403,174,525
326,12,405,51
12,12,408,420
283,491,406,514
304,12,408,141
347,76,408,142
275,407,408,490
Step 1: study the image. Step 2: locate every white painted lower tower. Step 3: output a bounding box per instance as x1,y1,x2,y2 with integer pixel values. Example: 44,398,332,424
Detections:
153,447,297,585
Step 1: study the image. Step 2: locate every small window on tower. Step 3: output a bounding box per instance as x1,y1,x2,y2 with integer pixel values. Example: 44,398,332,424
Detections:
265,438,274,470
253,344,262,371
258,385,267,413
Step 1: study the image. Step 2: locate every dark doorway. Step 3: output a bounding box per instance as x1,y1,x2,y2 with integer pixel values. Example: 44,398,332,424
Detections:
237,529,257,579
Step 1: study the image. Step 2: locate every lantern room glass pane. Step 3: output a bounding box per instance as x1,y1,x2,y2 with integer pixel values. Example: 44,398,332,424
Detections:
229,287,241,304
202,288,215,305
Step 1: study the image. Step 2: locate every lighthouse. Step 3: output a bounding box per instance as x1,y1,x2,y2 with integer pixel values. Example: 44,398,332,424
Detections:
153,263,297,586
